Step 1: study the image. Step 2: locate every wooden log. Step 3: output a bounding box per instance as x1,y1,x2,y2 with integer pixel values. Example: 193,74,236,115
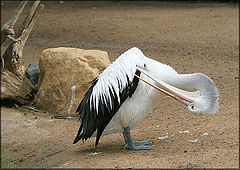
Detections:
1,1,44,104
1,70,36,104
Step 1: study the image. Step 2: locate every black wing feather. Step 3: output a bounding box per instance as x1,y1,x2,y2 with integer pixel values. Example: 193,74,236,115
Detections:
73,69,141,146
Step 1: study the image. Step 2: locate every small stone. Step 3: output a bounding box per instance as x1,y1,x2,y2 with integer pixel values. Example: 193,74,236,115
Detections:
13,103,19,108
25,64,40,87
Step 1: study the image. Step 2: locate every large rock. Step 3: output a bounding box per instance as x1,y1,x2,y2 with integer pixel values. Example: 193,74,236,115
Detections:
36,47,111,115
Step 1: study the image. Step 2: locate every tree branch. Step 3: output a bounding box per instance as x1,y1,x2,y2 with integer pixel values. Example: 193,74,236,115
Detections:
1,1,28,44
20,3,44,46
15,1,41,38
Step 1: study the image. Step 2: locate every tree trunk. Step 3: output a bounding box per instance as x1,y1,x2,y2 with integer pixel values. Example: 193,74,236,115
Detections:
1,70,36,104
1,1,44,104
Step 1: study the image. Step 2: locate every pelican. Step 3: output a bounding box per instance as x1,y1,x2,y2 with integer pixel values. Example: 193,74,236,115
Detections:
73,47,219,150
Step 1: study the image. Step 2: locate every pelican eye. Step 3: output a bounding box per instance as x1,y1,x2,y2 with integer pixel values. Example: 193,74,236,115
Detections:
189,104,196,110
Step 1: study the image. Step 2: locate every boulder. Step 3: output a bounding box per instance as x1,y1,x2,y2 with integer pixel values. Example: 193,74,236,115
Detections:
36,47,111,115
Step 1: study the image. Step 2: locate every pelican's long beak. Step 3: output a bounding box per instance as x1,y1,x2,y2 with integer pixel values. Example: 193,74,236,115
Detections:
135,67,200,106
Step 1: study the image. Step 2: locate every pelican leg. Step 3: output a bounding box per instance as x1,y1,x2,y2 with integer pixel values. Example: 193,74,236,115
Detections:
122,127,152,150
123,134,150,145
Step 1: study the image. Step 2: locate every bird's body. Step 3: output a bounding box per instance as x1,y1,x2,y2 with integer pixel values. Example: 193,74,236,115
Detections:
73,47,219,150
93,55,177,136
95,73,155,136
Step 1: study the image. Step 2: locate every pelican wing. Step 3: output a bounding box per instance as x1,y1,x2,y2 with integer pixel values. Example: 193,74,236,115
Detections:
73,47,146,146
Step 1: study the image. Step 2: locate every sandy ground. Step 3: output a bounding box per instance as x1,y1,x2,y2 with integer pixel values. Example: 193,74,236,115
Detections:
1,1,239,169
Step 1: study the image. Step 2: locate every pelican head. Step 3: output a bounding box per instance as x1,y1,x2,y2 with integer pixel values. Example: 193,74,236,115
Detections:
185,73,219,115
136,67,219,115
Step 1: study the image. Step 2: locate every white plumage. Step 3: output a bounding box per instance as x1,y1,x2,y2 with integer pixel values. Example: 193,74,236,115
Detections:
90,47,146,113
73,47,219,150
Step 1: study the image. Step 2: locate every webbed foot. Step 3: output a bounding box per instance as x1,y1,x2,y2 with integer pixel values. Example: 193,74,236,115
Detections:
124,141,153,150
122,127,153,150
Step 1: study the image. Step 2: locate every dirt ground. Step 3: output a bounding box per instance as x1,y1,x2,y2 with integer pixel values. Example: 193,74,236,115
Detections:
1,1,239,169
